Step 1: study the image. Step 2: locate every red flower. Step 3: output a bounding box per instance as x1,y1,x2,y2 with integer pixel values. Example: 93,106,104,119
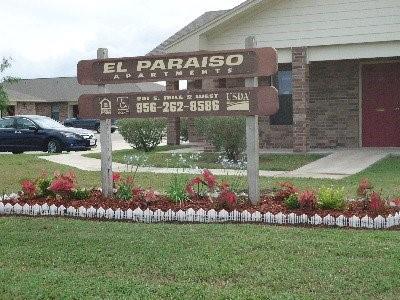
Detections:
185,184,196,197
298,190,317,209
357,178,373,197
144,189,157,202
370,192,385,212
202,169,217,189
220,181,230,192
275,182,299,202
49,172,76,193
132,187,144,197
21,180,37,197
112,172,121,182
218,190,237,208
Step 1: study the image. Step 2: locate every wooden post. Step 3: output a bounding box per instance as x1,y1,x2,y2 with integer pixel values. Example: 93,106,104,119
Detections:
245,36,260,205
97,48,113,197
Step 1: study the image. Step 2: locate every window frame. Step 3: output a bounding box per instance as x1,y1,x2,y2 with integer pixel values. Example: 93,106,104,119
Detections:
270,64,293,126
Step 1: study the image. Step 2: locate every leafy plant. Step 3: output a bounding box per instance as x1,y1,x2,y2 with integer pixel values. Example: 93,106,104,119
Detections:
274,182,299,202
369,192,387,213
21,179,37,199
298,191,317,210
36,173,54,197
284,193,299,209
216,190,238,210
48,172,77,199
72,189,91,200
118,118,166,152
357,178,373,198
195,117,246,161
166,153,199,204
115,176,134,201
167,177,187,204
318,187,346,210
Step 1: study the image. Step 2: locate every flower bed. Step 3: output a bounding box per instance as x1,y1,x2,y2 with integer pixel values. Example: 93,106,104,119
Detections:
1,170,399,229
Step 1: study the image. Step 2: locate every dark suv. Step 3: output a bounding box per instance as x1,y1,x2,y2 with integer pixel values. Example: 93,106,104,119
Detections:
64,117,117,133
0,115,97,154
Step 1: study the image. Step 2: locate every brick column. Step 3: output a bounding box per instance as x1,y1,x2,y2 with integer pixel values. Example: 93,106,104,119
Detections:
292,47,310,152
166,80,180,145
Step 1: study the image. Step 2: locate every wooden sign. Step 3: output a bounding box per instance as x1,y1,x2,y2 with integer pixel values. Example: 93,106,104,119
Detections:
77,48,277,85
78,86,278,119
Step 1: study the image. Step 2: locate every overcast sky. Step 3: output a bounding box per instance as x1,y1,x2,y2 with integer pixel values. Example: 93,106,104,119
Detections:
1,0,244,79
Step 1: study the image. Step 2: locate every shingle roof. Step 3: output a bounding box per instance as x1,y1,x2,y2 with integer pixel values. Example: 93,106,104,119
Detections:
4,77,164,103
149,10,228,55
148,0,257,55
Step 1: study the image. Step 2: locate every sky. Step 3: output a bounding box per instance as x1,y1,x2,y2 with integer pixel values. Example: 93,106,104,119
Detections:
0,0,245,79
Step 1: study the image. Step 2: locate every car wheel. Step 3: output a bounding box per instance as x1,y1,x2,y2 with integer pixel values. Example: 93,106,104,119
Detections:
96,125,101,133
12,151,24,154
47,139,62,154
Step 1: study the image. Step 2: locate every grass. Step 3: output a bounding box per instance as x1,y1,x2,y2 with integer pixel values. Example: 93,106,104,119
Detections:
0,154,399,198
84,149,324,171
1,218,400,299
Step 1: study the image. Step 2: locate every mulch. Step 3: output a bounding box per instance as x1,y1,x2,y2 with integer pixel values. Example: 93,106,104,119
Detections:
3,190,399,219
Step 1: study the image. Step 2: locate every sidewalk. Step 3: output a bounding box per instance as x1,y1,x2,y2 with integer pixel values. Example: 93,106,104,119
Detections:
39,148,397,180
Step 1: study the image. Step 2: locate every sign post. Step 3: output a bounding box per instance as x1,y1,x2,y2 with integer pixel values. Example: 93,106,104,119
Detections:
97,48,113,197
77,46,278,203
245,37,260,205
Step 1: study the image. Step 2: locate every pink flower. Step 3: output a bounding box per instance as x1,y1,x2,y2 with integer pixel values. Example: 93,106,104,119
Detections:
112,172,121,182
21,180,37,197
132,187,144,198
202,169,217,188
49,172,76,193
144,189,157,202
219,191,237,206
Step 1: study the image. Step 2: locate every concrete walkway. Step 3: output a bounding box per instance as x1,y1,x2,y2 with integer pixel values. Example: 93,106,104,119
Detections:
39,148,398,180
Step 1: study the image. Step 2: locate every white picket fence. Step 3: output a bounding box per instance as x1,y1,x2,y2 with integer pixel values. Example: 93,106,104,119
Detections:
1,195,399,229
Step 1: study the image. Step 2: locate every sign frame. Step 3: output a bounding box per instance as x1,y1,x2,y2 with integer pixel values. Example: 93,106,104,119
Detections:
78,86,279,120
77,47,278,85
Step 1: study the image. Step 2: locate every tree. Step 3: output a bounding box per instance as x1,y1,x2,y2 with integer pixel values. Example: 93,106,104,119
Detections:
0,57,18,117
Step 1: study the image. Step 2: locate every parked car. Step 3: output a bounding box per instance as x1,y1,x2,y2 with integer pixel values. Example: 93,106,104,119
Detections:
64,117,117,133
0,115,97,154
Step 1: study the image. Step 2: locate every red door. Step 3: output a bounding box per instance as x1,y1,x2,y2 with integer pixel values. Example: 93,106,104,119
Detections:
362,62,400,147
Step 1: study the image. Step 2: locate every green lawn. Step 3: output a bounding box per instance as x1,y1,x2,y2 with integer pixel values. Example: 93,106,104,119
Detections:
1,218,399,299
0,154,399,198
84,149,324,171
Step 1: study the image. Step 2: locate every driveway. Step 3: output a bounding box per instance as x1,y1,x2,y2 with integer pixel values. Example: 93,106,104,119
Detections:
39,142,400,179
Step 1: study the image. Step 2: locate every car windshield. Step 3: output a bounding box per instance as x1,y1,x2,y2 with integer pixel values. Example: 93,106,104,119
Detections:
31,116,67,130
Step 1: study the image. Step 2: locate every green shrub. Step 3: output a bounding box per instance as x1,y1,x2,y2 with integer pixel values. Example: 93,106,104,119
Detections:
195,117,246,161
117,118,166,152
37,177,53,197
72,189,91,200
284,193,300,209
166,177,188,204
318,187,346,210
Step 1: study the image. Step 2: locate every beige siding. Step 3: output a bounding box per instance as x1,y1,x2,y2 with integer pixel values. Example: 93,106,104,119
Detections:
206,0,400,50
166,0,400,61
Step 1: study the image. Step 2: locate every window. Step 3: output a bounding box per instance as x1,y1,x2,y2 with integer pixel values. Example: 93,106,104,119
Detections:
0,118,14,129
51,104,60,121
270,65,293,125
15,118,35,130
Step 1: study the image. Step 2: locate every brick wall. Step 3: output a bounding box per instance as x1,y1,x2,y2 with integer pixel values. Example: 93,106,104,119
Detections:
15,102,36,115
309,60,360,148
15,102,70,122
35,103,51,118
183,58,361,150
